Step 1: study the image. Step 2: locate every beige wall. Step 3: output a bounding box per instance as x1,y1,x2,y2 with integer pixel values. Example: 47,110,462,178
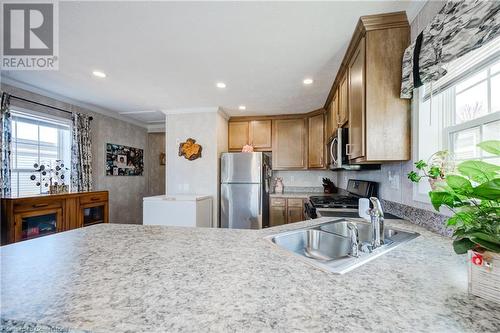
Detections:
147,132,166,196
1,83,150,224
166,110,228,227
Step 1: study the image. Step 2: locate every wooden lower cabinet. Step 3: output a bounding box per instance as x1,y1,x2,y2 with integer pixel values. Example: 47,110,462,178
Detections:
269,197,305,226
1,191,109,245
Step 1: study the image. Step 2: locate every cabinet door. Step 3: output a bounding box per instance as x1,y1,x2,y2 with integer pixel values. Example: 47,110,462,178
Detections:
328,90,339,138
272,118,307,170
249,120,272,150
338,73,349,126
228,121,249,151
348,37,366,161
270,206,286,227
14,208,63,242
308,113,325,169
287,206,304,224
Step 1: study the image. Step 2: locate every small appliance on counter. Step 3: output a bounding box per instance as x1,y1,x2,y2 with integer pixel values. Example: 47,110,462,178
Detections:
143,195,213,227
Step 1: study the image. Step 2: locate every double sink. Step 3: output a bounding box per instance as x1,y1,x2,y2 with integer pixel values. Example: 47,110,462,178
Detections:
267,219,419,274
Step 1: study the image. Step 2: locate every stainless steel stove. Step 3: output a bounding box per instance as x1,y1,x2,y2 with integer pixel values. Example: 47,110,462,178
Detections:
305,179,378,219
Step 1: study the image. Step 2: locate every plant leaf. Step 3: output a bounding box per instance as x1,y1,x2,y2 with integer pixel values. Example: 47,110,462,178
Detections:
429,191,461,211
428,166,442,178
415,160,427,170
478,140,500,156
446,175,473,195
457,160,500,183
470,237,500,253
407,171,421,183
472,179,500,200
469,232,500,246
453,238,476,254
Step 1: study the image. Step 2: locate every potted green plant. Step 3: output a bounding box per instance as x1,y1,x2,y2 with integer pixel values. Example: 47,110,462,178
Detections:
407,150,455,190
408,140,500,304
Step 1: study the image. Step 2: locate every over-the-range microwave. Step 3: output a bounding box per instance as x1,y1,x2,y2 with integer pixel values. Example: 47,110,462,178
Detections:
327,128,379,171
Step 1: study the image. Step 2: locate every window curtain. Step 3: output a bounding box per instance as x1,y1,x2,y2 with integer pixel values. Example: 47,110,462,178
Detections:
71,113,93,192
401,0,500,99
0,92,12,196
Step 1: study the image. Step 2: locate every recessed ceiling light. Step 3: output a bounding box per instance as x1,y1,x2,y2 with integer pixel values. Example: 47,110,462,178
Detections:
216,82,226,88
303,78,313,85
92,70,106,78
238,105,246,111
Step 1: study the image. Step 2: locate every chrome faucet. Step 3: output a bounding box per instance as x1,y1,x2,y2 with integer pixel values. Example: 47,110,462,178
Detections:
346,222,359,257
369,197,385,249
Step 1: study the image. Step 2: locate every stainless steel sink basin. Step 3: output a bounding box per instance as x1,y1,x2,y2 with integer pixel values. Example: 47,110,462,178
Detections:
267,219,419,274
272,229,351,261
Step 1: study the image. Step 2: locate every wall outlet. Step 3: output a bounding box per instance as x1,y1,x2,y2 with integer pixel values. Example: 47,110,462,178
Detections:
388,171,400,191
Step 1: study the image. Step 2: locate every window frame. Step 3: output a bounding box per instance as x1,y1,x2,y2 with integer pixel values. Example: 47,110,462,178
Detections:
413,61,500,204
10,107,72,197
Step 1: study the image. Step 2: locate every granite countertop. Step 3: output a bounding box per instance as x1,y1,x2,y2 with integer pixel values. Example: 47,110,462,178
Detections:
1,219,500,332
269,192,318,198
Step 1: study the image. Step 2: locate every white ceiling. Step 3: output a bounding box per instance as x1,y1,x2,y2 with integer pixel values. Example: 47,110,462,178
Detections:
1,1,425,126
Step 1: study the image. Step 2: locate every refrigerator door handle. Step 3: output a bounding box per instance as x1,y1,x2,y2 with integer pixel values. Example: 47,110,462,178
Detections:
258,186,262,215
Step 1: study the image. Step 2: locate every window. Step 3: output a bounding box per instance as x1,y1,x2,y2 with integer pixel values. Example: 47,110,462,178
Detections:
11,110,71,196
414,37,500,202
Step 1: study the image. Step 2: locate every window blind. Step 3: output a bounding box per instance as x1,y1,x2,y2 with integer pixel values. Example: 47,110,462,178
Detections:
11,110,71,196
423,36,500,101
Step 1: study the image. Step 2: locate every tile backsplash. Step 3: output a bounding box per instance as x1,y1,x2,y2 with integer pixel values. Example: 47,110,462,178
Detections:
272,170,337,192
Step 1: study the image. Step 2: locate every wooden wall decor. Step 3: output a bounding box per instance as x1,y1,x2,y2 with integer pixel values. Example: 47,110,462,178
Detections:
178,138,202,160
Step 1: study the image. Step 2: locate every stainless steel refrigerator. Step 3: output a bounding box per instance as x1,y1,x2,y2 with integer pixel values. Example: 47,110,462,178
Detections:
220,152,271,229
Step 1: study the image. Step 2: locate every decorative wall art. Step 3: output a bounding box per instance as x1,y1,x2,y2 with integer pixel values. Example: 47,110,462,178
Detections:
178,138,202,161
106,143,144,176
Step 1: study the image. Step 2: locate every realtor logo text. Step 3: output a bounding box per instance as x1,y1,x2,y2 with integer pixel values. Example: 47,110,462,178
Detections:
1,1,59,70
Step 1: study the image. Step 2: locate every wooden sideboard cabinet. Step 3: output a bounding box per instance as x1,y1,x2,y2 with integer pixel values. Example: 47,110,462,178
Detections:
1,191,109,245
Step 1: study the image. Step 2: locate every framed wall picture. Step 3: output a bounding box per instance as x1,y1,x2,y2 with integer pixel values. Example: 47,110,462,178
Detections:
106,143,144,176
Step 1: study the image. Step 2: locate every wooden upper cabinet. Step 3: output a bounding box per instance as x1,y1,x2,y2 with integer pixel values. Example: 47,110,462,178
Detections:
328,90,339,139
338,73,349,126
348,36,366,161
228,120,272,151
228,121,249,151
249,120,272,150
308,113,325,169
272,118,307,170
323,12,411,164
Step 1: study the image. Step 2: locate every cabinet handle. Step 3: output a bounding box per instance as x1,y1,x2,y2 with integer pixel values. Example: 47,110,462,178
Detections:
91,197,100,201
32,203,49,208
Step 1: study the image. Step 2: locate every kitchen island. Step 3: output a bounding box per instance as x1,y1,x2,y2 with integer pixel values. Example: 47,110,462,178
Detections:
1,218,499,332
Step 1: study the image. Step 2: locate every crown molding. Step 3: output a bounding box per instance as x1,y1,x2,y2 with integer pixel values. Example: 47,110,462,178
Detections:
0,76,149,129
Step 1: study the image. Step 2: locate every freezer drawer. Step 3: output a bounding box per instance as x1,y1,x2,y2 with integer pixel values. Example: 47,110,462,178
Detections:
220,183,262,229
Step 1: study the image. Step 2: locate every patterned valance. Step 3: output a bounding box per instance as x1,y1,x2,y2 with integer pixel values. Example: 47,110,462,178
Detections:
401,0,500,99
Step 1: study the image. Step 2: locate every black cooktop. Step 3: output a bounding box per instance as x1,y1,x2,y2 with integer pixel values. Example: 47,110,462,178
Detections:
309,195,360,208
